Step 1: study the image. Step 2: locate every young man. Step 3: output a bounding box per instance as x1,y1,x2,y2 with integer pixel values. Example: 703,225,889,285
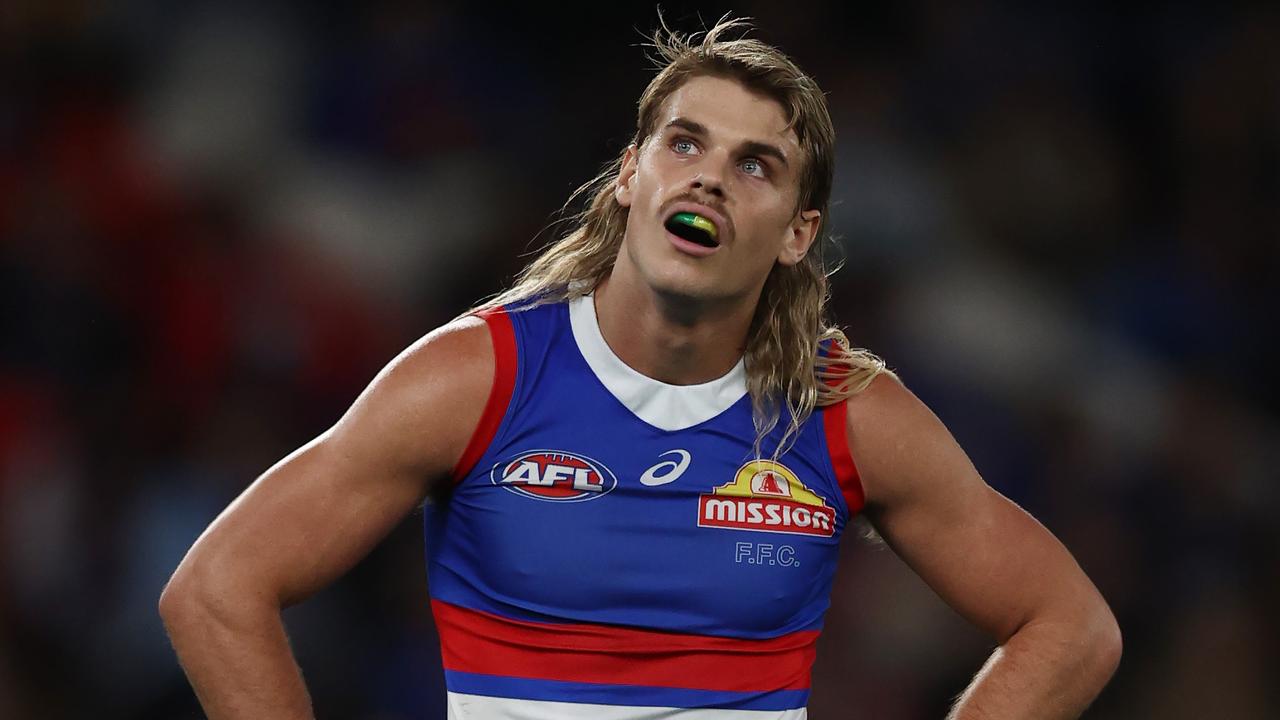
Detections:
160,18,1120,720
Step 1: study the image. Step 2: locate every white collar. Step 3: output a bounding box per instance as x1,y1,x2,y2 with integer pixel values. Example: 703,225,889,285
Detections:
568,293,747,431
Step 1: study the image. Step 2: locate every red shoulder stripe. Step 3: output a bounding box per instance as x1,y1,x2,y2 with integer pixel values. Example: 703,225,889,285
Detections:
823,399,865,517
450,308,517,483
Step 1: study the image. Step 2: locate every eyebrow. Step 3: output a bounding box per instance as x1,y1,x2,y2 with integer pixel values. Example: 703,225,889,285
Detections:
664,117,791,169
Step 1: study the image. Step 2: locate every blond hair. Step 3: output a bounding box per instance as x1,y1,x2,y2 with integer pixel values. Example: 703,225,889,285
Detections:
474,14,887,455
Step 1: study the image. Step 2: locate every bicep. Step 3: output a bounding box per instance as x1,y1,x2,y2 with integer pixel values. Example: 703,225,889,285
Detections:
851,376,1100,643
174,317,493,606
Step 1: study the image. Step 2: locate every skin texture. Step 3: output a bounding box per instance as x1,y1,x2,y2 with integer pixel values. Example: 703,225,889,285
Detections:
160,74,1120,719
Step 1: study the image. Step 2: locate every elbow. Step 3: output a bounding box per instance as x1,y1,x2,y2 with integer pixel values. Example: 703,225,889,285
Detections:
1067,598,1122,694
158,551,234,632
158,562,202,630
159,550,282,636
1023,593,1123,693
1090,606,1123,682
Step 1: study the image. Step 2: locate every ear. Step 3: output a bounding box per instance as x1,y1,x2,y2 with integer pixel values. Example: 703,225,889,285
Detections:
614,144,639,208
778,209,821,266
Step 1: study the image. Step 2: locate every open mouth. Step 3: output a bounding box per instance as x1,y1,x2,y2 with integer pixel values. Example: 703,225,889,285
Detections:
664,211,720,248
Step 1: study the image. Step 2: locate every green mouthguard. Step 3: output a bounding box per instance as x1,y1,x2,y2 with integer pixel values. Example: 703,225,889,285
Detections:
672,212,718,239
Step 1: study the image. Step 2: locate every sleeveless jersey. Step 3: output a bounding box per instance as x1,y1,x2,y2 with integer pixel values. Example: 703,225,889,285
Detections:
424,295,864,719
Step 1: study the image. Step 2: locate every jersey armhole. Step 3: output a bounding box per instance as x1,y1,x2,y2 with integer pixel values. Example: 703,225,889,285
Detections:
822,399,865,517
449,308,518,483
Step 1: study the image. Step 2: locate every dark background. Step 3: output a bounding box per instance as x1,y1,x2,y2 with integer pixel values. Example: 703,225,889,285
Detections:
2,1,1277,718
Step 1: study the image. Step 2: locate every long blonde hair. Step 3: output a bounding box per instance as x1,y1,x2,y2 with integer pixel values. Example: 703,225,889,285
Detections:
474,14,886,455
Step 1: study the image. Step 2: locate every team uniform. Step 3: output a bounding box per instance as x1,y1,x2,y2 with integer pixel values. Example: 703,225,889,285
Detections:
424,295,863,719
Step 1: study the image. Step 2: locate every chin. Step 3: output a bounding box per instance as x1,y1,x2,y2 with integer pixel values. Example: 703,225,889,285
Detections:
622,229,736,303
643,264,730,303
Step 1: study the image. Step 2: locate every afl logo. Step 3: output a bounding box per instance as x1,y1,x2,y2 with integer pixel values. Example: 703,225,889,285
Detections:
491,450,617,502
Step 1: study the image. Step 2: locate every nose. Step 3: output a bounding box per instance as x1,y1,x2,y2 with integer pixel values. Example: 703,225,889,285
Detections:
689,169,726,199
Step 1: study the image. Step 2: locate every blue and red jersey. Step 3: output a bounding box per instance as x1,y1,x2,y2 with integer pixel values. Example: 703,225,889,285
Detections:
424,295,863,719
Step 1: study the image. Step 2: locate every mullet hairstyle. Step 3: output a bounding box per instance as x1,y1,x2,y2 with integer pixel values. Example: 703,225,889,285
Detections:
473,14,887,456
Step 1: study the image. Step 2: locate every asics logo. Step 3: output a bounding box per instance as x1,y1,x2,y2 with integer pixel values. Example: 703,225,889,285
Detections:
639,449,691,486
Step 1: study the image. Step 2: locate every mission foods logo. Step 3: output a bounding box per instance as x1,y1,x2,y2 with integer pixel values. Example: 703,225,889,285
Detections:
492,450,617,502
698,460,836,537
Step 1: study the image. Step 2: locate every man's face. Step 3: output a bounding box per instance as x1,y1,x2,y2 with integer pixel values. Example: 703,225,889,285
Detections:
611,74,819,303
614,74,820,304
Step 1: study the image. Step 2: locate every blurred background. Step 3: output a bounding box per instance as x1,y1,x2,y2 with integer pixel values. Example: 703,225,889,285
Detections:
2,1,1277,718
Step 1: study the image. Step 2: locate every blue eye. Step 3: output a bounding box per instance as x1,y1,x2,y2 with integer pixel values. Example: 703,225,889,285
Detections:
741,158,765,177
673,139,697,154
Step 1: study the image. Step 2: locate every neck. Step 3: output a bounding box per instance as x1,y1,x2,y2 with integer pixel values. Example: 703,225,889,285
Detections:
592,273,758,386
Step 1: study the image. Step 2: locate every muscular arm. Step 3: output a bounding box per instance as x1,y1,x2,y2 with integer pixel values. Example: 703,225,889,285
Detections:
158,316,494,719
847,375,1121,719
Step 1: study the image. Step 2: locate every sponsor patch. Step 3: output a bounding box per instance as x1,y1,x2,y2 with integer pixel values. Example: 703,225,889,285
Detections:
697,460,836,537
491,450,617,502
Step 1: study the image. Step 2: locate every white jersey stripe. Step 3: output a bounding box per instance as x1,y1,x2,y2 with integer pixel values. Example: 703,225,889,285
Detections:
446,692,808,720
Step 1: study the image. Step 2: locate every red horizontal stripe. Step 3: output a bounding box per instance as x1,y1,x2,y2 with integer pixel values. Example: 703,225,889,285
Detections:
432,600,817,693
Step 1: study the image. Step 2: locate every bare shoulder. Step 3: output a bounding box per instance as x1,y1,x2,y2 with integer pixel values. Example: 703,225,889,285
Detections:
842,371,980,510
372,314,493,400
330,314,496,485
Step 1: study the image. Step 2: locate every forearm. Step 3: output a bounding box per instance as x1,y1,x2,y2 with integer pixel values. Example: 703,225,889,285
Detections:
948,614,1122,720
160,586,314,720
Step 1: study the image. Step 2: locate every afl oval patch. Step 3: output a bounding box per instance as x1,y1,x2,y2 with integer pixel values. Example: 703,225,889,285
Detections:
491,450,617,502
